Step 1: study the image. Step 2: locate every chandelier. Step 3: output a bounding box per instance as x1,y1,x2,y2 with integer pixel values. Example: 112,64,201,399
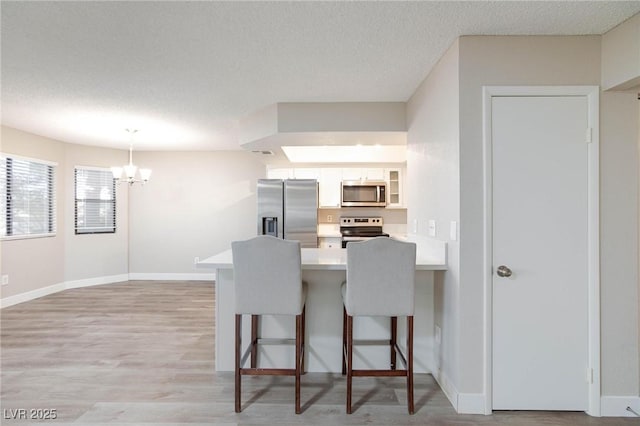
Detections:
111,129,152,185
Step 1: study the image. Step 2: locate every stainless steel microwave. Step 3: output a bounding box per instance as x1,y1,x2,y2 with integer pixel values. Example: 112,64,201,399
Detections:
341,181,387,207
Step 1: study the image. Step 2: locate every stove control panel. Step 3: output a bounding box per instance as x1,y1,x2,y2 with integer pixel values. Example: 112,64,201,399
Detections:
340,216,383,227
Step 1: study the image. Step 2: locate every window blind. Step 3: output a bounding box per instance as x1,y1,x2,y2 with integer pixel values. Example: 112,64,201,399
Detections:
74,167,116,234
1,155,56,238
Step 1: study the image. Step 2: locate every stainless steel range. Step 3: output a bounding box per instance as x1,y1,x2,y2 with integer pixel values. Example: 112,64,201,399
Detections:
340,216,389,248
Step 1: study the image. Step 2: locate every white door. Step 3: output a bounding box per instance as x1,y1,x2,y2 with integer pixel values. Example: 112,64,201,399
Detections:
492,95,590,410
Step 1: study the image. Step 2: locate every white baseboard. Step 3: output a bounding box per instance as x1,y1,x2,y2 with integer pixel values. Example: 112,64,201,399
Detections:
457,393,487,414
601,396,640,417
434,369,459,412
433,369,487,415
65,274,129,289
1,272,216,308
128,272,215,281
1,282,66,309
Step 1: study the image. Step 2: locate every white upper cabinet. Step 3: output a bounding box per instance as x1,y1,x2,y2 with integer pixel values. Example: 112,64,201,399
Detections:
268,166,406,209
292,168,319,179
267,167,319,179
340,168,363,181
362,168,385,180
385,168,403,207
267,168,295,179
340,168,385,181
319,168,342,207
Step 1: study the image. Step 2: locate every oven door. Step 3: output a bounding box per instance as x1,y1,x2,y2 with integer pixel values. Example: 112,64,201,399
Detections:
341,235,390,248
341,236,375,249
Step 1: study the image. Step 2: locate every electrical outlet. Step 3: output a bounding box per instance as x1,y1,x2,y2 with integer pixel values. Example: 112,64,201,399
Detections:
327,215,333,223
435,325,441,344
194,257,200,265
1,275,8,286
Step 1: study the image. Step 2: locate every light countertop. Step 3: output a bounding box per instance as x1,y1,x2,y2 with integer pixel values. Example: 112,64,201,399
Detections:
317,224,341,238
197,239,446,271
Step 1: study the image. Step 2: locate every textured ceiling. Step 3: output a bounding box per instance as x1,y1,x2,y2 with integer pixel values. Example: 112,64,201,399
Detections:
2,1,640,151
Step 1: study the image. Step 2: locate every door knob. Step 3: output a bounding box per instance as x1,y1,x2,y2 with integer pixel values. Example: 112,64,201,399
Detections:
496,265,512,277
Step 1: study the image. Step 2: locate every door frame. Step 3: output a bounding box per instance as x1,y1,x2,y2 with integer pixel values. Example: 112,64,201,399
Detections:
481,86,600,416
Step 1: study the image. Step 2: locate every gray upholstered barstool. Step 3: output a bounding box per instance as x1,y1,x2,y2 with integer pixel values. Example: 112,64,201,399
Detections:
231,235,307,414
341,237,417,414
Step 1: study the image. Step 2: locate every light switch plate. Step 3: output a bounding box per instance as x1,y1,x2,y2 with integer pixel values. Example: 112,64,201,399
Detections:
450,221,457,241
1,275,8,286
412,219,418,233
428,220,436,237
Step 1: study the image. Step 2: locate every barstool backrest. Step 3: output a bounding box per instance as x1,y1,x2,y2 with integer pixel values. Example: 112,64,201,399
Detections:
345,237,416,316
232,235,303,315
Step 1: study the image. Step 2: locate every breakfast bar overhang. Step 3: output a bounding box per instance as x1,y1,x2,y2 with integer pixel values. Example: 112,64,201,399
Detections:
197,239,446,373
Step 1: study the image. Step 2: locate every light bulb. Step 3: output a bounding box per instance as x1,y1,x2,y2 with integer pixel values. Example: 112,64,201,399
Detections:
111,167,123,180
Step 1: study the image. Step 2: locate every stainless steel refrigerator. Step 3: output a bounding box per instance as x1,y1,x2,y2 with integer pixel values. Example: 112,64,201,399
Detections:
257,179,318,248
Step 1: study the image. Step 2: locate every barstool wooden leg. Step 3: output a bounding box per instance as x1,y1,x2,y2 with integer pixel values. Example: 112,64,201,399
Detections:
390,316,397,370
342,307,347,375
301,305,306,373
235,314,242,413
251,315,259,368
295,312,302,414
407,315,414,414
346,314,354,414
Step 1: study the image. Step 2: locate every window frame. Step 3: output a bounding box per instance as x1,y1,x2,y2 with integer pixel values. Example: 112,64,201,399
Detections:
1,154,57,240
74,165,117,235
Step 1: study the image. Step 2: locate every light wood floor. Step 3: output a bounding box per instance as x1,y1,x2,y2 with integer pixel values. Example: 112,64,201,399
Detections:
1,281,636,425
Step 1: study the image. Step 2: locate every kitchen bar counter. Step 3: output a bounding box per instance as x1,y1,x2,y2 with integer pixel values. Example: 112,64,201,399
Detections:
197,237,446,373
197,245,447,271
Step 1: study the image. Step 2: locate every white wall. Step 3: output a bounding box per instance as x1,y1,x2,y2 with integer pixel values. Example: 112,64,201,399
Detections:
277,102,406,132
406,39,461,400
406,34,640,409
456,35,638,399
602,13,640,91
0,126,129,299
128,151,266,277
599,91,639,396
1,127,66,298
63,143,129,283
457,35,603,394
1,128,268,300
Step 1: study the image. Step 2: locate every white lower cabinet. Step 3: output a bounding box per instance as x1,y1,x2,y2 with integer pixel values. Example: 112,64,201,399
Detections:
318,237,342,249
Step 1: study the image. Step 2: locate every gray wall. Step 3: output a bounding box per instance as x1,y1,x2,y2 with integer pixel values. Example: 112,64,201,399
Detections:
1,127,267,300
599,91,639,396
406,34,640,404
1,126,129,297
406,39,461,397
128,151,266,275
1,127,66,297
63,143,129,283
458,35,638,398
458,35,605,394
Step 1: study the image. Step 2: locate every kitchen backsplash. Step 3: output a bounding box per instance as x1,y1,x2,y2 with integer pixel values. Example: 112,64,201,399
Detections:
317,207,406,225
